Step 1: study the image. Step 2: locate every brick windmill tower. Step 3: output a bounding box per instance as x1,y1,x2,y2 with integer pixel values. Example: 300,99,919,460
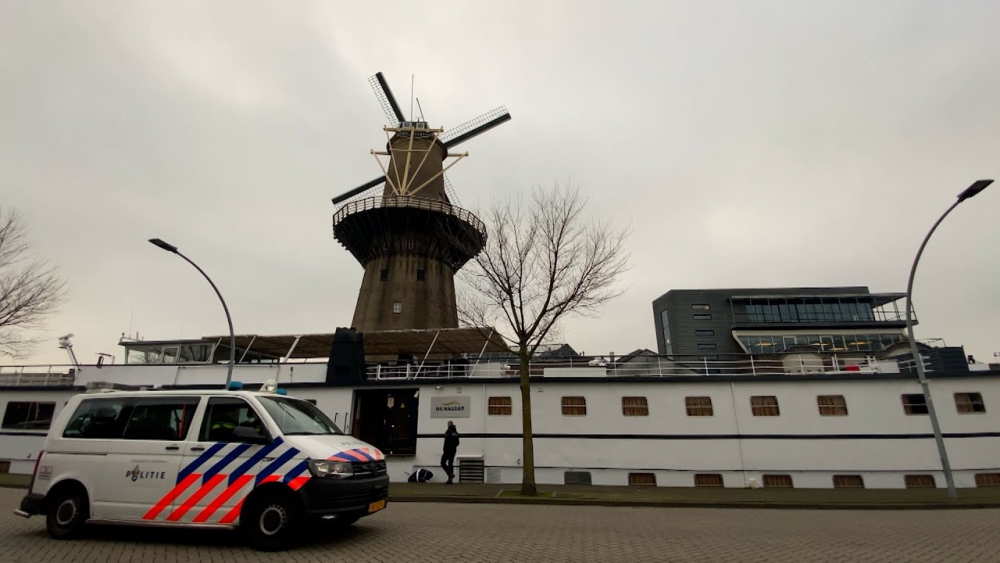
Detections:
332,72,511,333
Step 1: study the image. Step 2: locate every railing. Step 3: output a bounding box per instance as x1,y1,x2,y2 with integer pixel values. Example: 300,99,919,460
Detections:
366,354,914,380
332,195,487,235
0,364,77,387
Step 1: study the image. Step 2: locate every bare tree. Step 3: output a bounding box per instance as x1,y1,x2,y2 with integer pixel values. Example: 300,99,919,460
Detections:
455,183,630,495
0,208,67,358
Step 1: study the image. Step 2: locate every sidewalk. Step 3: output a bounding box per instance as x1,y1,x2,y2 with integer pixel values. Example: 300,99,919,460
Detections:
4,472,999,509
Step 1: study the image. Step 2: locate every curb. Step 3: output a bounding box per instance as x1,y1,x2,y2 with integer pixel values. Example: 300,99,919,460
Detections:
387,495,1000,510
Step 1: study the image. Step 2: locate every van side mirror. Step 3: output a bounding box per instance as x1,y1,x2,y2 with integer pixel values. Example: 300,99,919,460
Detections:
232,425,271,445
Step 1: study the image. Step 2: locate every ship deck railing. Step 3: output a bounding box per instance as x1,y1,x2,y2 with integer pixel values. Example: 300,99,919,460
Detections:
0,364,77,387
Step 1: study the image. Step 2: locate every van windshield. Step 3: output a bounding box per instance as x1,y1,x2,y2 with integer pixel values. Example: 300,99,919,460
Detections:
257,396,343,436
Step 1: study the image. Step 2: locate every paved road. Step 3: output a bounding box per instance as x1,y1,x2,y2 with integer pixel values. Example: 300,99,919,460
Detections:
2,487,998,562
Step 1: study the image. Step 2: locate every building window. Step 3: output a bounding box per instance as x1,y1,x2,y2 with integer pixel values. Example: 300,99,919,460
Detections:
691,304,711,310
955,392,986,414
1,402,56,431
685,396,714,416
697,343,717,350
693,313,712,320
901,394,928,415
750,396,780,416
695,474,724,487
628,473,656,486
975,473,1000,487
833,475,865,488
622,397,649,416
416,269,426,282
561,397,586,416
379,268,388,281
393,301,402,314
488,396,512,416
904,474,936,488
817,395,848,416
763,475,793,488
695,329,714,336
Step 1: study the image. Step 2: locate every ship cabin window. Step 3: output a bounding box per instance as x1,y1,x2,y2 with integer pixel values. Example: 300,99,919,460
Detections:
833,475,865,488
695,474,724,487
817,395,848,416
954,392,986,414
488,396,512,416
1,401,56,431
124,342,214,364
561,397,587,416
904,474,936,488
628,473,656,486
690,304,711,310
763,475,793,488
975,473,1000,487
622,397,649,416
685,397,714,416
750,396,780,416
901,394,928,415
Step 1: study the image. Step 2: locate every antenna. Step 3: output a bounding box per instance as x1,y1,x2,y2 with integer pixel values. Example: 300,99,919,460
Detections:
410,74,415,122
416,98,425,122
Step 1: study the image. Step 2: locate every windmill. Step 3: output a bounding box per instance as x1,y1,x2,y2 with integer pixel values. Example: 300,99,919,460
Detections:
331,71,511,333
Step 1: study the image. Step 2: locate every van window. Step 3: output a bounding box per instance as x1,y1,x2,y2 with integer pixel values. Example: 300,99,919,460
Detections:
199,397,266,443
257,396,342,436
63,398,133,439
122,397,199,441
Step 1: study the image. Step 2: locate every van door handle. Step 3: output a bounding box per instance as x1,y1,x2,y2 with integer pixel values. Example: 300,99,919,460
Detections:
165,445,180,451
190,446,206,452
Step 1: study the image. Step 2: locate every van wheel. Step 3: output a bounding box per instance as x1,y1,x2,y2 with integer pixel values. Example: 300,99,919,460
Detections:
46,486,88,540
243,492,301,551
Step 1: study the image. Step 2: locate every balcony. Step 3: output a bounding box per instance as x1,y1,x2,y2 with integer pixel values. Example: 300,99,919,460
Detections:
729,293,912,328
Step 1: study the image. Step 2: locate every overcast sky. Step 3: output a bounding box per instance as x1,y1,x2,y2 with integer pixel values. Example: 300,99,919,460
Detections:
2,0,998,366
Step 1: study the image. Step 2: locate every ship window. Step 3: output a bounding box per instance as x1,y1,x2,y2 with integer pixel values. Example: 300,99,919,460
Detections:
685,396,714,416
955,392,986,414
695,474,724,487
488,396,512,416
690,304,710,310
975,473,1000,487
904,474,936,488
416,269,426,282
561,397,586,416
628,473,656,486
763,474,793,488
817,395,848,416
693,313,712,320
2,401,56,431
750,396,780,416
622,396,648,416
901,394,928,415
833,475,865,488
380,269,389,282
393,301,402,314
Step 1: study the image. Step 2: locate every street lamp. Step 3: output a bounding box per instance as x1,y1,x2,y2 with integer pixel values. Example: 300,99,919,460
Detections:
905,179,993,500
148,238,236,388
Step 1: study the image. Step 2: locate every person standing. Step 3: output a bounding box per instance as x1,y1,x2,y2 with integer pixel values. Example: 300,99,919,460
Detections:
441,420,460,484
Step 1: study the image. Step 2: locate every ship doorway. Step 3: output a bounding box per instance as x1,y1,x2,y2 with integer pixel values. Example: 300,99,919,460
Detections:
352,388,419,456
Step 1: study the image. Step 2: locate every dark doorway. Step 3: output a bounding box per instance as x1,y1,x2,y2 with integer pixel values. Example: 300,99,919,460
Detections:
352,388,419,456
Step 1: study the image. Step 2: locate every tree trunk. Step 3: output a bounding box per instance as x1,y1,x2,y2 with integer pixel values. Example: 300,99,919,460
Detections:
519,349,537,496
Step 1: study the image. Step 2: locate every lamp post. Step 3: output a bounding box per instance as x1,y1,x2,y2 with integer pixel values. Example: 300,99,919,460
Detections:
149,238,236,389
905,179,993,500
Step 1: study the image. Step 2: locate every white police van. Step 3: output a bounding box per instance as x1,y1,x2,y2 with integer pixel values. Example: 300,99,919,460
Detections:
13,381,388,551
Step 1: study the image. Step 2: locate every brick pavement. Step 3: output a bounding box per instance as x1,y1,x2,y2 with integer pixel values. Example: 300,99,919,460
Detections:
1,487,998,562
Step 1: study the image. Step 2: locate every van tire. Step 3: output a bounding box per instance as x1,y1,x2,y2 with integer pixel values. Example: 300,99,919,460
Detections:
242,491,301,551
46,484,89,540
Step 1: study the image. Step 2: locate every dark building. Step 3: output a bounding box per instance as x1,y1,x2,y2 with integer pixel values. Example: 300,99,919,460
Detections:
652,287,914,357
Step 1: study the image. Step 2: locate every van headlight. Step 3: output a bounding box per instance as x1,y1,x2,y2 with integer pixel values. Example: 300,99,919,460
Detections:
307,459,354,479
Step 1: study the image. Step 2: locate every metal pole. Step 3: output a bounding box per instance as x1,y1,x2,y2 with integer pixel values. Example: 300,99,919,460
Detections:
905,199,961,499
149,239,236,389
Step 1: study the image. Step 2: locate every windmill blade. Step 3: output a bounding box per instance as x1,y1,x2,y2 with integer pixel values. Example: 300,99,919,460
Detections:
444,174,461,205
332,176,386,205
369,72,405,125
440,106,511,149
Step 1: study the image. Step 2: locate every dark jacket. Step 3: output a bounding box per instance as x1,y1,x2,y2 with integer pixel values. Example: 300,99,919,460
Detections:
444,426,460,453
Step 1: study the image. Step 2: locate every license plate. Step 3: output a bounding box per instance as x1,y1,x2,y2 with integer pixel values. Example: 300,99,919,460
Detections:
368,499,386,513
